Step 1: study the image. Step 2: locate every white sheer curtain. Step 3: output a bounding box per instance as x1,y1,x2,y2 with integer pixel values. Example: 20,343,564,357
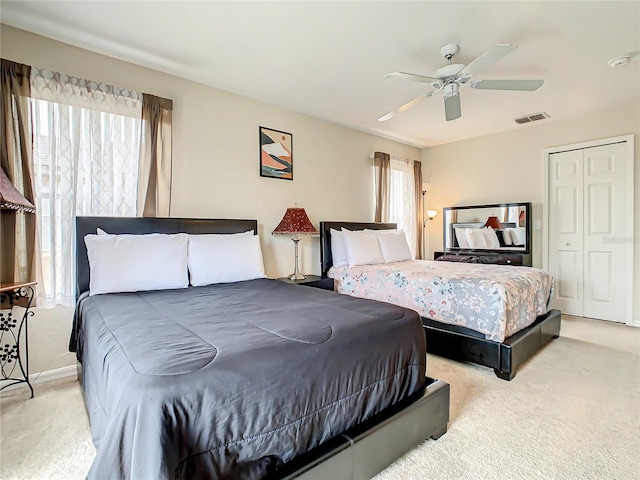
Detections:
501,206,520,224
30,68,142,307
388,156,418,258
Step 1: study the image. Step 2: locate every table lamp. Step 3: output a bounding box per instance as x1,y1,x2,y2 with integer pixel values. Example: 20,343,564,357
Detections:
0,166,36,213
484,216,504,229
272,207,319,280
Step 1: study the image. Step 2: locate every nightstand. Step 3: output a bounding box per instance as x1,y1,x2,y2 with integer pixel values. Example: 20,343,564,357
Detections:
1,281,36,398
276,275,335,291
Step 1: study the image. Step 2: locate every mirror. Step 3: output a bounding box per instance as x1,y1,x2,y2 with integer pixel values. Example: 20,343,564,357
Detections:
443,202,531,253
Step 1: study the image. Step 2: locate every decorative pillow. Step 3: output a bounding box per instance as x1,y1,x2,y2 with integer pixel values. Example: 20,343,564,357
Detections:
85,233,189,296
454,228,469,248
465,228,488,249
501,228,513,246
510,227,526,246
188,233,266,286
377,230,412,263
482,227,501,249
96,228,108,235
330,228,349,267
342,229,385,266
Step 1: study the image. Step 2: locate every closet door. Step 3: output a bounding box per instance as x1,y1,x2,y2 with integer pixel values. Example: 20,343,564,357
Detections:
582,143,628,321
548,149,584,317
548,142,629,322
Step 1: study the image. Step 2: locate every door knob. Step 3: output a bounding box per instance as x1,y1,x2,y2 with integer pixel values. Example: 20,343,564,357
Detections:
564,242,570,246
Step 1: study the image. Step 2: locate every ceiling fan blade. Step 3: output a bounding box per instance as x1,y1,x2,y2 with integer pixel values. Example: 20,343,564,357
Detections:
385,72,440,84
378,93,431,122
444,92,461,121
470,79,544,91
460,44,518,75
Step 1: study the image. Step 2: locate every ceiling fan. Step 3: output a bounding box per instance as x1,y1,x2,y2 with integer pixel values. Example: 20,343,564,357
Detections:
379,43,544,122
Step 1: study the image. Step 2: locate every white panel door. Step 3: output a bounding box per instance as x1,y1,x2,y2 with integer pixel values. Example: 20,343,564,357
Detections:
548,149,584,316
582,143,628,321
548,142,629,322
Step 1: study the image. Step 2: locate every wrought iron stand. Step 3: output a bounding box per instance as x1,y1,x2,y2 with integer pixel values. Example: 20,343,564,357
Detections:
0,282,36,398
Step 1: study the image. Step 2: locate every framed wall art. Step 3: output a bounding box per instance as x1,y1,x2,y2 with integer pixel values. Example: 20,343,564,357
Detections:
259,126,293,180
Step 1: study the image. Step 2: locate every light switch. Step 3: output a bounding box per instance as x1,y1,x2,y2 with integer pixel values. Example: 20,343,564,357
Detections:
533,220,541,230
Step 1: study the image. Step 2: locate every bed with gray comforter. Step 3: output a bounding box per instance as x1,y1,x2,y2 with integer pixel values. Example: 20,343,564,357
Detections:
70,278,426,479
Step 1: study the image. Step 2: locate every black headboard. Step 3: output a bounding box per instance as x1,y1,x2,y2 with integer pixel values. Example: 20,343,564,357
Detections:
75,216,258,297
319,221,397,277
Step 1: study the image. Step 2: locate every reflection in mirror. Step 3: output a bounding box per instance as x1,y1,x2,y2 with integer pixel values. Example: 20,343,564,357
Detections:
443,202,531,253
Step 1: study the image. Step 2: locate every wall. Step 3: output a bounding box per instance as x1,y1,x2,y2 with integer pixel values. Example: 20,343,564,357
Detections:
422,104,640,323
1,25,421,377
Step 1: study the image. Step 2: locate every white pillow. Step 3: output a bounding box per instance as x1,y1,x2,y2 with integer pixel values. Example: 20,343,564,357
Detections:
364,228,397,234
510,227,526,246
96,228,108,235
330,228,349,267
465,228,488,249
342,230,385,266
377,230,412,263
454,228,469,248
501,228,513,246
482,227,501,249
85,233,189,295
188,233,266,286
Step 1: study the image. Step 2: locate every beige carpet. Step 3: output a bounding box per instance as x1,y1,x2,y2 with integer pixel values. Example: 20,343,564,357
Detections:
1,315,639,479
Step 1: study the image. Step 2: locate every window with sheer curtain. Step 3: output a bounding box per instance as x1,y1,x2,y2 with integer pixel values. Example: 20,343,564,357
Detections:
372,152,422,258
387,156,418,256
30,68,142,307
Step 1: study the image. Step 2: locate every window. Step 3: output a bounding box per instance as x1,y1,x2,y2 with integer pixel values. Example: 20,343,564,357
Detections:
387,157,418,256
29,68,143,307
372,153,420,258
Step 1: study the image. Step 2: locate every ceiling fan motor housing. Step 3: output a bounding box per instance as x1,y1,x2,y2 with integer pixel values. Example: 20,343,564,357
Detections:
435,63,465,79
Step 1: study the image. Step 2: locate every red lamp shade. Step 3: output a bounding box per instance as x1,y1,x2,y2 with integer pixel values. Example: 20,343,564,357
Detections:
0,166,35,213
484,216,503,229
273,207,318,281
272,207,319,237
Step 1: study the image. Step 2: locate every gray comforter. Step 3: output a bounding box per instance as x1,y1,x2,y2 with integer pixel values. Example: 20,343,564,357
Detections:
71,278,425,479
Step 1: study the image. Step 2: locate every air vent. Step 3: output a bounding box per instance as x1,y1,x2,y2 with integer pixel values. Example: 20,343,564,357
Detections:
515,112,549,124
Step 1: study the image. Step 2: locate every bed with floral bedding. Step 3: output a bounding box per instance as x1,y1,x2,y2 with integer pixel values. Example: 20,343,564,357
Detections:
328,260,554,343
320,221,562,381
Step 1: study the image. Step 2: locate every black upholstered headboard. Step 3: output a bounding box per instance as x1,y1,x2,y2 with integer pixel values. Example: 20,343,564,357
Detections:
319,221,397,278
75,216,258,298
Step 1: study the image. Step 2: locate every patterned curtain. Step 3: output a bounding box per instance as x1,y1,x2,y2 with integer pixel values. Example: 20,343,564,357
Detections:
0,59,36,284
30,67,142,307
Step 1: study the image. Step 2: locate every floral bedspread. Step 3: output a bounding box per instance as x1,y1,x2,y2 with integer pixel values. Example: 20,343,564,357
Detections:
328,260,554,342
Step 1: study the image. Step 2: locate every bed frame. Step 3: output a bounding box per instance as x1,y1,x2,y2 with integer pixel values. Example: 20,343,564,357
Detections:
75,216,450,479
320,221,561,381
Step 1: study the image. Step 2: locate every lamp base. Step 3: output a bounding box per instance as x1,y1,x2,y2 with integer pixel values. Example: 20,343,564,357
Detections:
287,272,307,281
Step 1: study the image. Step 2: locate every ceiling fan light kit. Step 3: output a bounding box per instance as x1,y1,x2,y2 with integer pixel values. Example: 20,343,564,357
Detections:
379,43,544,122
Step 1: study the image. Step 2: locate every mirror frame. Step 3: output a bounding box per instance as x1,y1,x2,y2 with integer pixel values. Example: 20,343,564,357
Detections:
442,202,532,254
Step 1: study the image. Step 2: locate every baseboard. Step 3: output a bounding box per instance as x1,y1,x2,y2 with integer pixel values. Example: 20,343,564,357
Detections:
1,365,77,393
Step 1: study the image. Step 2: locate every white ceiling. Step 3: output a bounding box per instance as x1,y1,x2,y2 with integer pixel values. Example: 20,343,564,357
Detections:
2,1,639,147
